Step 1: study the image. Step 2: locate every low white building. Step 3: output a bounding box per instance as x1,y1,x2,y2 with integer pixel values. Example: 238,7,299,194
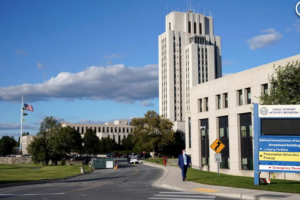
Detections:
185,54,300,180
60,120,133,144
21,135,35,155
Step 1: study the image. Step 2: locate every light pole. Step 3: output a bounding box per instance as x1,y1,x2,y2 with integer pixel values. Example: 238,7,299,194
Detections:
82,142,85,167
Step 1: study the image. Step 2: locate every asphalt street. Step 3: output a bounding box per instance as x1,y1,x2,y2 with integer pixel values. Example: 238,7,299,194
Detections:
0,159,232,200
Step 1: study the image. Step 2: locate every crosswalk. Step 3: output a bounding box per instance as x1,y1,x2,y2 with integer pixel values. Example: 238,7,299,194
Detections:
148,191,216,200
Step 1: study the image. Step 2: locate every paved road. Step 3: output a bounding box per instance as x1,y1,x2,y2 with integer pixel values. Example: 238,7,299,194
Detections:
0,159,232,200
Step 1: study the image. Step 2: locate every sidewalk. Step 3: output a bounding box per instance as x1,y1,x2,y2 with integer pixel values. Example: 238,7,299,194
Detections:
143,161,300,200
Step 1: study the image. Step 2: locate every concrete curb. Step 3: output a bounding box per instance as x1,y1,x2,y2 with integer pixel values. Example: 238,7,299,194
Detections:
0,167,94,189
143,161,279,200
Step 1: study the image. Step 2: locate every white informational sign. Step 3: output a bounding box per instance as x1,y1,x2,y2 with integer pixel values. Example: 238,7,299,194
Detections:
106,161,113,169
214,153,222,163
259,165,300,172
259,105,300,118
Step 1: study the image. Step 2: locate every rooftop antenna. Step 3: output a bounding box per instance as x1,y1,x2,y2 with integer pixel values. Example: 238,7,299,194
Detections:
186,0,188,12
197,4,199,13
209,11,212,17
190,0,192,12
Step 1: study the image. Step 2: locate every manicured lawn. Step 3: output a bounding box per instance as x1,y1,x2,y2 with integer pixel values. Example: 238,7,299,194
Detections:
146,159,300,194
146,158,166,165
0,164,92,185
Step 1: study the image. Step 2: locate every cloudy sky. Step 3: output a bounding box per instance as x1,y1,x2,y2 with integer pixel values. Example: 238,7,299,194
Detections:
1,0,300,139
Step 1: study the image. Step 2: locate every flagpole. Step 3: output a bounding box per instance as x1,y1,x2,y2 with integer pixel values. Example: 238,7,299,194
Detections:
20,94,23,154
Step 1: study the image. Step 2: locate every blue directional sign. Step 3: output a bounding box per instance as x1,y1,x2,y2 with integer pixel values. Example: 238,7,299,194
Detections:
253,104,300,185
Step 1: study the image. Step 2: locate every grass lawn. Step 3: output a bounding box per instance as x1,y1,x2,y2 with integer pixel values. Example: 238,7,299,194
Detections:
146,158,300,194
0,163,92,185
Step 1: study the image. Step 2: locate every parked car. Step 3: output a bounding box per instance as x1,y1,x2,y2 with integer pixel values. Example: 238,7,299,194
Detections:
122,154,128,158
23,154,30,157
129,155,142,164
107,153,113,158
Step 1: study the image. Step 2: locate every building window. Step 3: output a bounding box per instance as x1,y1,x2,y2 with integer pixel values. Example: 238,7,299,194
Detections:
199,99,203,112
123,127,125,132
118,135,120,144
81,127,84,134
219,116,229,169
188,117,191,148
199,23,202,34
131,128,133,132
115,127,117,132
200,119,209,166
108,135,110,139
194,22,196,33
123,135,126,139
107,127,109,132
238,90,243,105
98,127,101,132
246,88,251,104
240,113,253,170
103,127,105,132
205,97,209,111
111,127,113,132
262,84,268,95
119,127,121,132
94,127,96,132
113,135,115,140
188,21,191,33
217,95,221,109
127,127,129,133
169,23,171,30
224,93,228,108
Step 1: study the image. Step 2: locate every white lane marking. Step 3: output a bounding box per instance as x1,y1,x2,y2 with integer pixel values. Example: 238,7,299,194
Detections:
0,193,65,196
159,192,200,194
149,198,214,200
155,194,215,198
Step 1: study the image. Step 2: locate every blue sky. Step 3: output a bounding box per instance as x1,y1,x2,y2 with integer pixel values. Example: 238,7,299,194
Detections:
1,0,300,139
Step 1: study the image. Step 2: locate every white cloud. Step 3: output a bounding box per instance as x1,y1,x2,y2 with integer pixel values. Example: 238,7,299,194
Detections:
103,54,122,59
0,64,158,105
247,28,282,50
37,62,46,69
15,50,27,55
222,60,237,66
0,122,38,130
294,20,300,32
140,100,154,107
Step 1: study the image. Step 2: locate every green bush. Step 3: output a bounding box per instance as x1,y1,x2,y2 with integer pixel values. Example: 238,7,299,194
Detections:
60,159,66,166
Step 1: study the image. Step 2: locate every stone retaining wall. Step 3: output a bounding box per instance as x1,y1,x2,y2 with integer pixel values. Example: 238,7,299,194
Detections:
0,157,32,164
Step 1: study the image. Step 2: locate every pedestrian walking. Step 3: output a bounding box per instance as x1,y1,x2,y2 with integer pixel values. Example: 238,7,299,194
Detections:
177,149,191,182
163,155,168,167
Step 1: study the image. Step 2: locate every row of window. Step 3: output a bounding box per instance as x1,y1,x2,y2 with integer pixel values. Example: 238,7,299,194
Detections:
188,113,253,170
188,22,202,34
73,126,133,134
198,84,269,111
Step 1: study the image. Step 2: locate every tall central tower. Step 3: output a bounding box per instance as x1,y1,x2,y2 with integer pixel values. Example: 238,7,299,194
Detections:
159,11,222,132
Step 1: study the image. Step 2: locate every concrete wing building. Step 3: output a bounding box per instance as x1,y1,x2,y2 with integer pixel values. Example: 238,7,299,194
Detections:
60,120,133,144
187,54,300,180
159,11,222,133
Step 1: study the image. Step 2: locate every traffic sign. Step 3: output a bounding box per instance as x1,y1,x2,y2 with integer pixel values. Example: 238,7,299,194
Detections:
214,153,222,163
210,139,225,153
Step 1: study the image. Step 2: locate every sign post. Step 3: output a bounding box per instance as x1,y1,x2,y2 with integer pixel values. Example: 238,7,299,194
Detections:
143,151,145,159
210,139,225,176
254,104,300,185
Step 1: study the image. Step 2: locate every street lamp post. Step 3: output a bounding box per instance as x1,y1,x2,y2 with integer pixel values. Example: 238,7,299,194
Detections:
82,142,85,167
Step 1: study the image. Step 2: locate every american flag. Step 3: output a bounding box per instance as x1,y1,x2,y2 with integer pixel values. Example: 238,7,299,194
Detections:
24,103,34,111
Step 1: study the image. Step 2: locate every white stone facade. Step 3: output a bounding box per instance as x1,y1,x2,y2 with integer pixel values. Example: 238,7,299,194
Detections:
61,120,133,144
159,11,222,125
186,54,300,180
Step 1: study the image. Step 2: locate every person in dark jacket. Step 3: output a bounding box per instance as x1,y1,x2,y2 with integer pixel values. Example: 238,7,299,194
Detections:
177,149,191,181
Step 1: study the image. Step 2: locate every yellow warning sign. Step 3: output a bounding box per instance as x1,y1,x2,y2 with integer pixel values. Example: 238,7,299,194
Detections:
259,152,300,162
210,139,225,154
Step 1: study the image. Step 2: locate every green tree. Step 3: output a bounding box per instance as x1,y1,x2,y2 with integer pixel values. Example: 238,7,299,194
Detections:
27,136,46,164
0,136,17,156
121,135,134,150
260,61,300,105
161,130,185,157
27,116,61,165
58,127,82,154
98,137,118,153
22,132,29,136
83,129,100,155
131,111,174,156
